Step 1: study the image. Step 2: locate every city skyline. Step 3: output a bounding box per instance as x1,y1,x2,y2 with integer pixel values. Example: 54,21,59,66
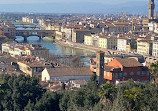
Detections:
0,0,157,14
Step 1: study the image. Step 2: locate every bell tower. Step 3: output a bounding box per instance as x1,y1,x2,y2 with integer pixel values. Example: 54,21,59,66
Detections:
148,0,155,19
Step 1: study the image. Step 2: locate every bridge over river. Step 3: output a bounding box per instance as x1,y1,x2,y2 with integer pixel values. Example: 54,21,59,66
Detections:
16,29,56,41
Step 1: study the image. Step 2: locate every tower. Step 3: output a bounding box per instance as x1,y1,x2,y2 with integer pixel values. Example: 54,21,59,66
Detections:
148,0,155,19
96,51,105,85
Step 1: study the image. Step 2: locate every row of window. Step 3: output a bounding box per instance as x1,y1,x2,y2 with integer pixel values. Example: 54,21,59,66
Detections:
114,71,150,78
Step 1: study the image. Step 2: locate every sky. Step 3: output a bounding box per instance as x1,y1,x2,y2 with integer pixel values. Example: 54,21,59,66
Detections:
0,0,157,14
0,0,146,4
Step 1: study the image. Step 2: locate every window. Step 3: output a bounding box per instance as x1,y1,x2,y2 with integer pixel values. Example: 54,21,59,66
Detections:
107,72,110,77
147,71,150,76
137,72,140,76
120,73,122,78
115,73,118,78
142,71,145,76
124,72,127,77
130,72,134,76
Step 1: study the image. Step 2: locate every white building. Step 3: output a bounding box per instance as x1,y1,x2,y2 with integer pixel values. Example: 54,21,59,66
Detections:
117,38,128,52
41,67,93,82
152,41,158,57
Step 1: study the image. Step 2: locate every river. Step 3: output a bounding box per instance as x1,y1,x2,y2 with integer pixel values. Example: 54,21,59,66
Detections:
14,23,95,65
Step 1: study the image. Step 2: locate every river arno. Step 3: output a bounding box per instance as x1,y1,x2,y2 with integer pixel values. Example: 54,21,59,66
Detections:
15,36,95,65
14,22,95,65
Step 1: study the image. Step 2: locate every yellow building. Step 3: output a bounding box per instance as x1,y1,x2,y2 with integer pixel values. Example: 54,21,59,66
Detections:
137,40,152,56
55,31,65,40
126,44,131,52
84,34,94,46
72,29,91,43
98,36,108,49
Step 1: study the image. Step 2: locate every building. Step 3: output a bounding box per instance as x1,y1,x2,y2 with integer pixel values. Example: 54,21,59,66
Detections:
84,34,117,49
96,51,105,85
84,34,99,46
55,31,65,40
98,36,108,49
22,16,37,24
148,0,155,19
104,58,150,84
41,67,93,82
70,80,87,88
72,29,91,43
2,42,49,58
152,41,158,57
16,56,52,77
117,38,130,52
137,40,152,56
107,36,117,50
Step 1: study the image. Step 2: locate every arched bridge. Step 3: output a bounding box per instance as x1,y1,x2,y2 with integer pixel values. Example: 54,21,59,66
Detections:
16,29,56,41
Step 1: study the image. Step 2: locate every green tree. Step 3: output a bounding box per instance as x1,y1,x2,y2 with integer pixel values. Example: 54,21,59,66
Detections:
124,87,143,111
150,61,158,85
33,92,60,111
0,74,45,111
98,82,117,103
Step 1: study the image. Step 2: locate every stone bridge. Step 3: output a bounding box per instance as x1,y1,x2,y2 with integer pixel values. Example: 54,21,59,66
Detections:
16,29,56,41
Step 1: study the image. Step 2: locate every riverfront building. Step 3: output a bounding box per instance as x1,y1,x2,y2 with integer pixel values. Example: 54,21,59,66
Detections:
137,40,152,56
2,42,49,58
72,29,91,43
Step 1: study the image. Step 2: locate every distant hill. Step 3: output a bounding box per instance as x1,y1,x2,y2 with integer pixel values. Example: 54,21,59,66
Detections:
0,1,157,14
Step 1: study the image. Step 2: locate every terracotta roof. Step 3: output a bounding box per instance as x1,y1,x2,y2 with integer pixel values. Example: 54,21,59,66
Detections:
116,58,143,67
47,67,93,77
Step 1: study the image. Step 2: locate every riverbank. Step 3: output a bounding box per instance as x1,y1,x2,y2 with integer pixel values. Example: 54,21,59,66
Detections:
55,40,98,53
55,40,111,54
55,40,135,55
43,37,54,42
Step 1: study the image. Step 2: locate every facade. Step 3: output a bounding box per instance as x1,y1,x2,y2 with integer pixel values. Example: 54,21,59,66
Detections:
98,36,108,49
117,38,129,52
55,31,65,40
104,58,150,84
2,42,49,58
84,34,117,49
137,40,152,56
41,67,93,82
22,17,37,24
84,34,99,46
107,36,117,49
17,56,49,77
152,41,158,57
72,29,91,43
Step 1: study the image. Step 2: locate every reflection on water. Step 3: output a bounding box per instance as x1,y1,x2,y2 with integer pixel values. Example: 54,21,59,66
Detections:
15,36,94,56
14,22,94,66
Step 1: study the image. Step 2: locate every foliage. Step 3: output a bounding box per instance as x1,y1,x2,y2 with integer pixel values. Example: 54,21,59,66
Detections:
150,61,158,77
1,74,158,111
0,74,45,111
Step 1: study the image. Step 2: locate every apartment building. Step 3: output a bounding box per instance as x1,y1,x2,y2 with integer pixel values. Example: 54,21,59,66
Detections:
72,29,91,43
98,36,108,49
117,38,130,52
152,41,158,57
2,42,49,58
84,34,99,46
137,40,152,56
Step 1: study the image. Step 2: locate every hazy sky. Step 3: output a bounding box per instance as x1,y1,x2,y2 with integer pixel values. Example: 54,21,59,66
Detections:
0,0,146,4
0,0,156,14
